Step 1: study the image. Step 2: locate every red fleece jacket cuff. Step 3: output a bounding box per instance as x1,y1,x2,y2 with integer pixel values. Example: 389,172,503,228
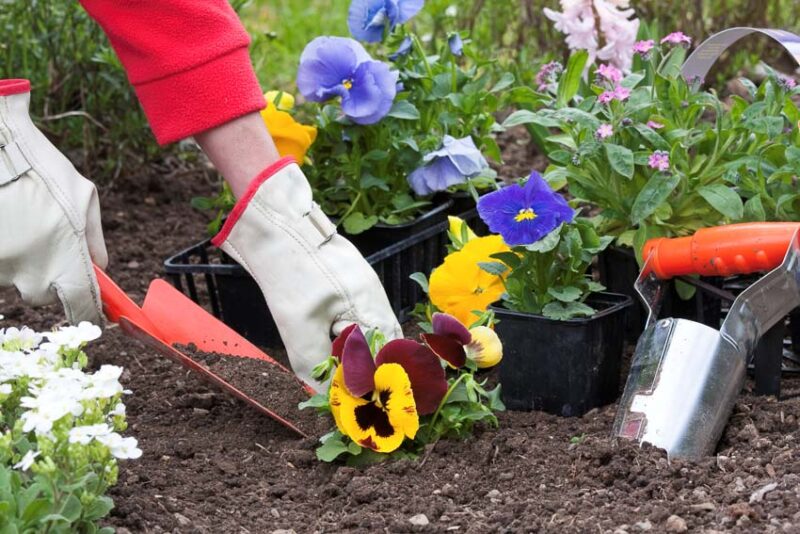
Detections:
133,47,266,145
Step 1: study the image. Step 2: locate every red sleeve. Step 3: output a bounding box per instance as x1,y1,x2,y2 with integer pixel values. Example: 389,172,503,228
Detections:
80,0,266,145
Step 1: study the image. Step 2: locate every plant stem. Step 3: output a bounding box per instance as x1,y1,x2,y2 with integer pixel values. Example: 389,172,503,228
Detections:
426,373,469,441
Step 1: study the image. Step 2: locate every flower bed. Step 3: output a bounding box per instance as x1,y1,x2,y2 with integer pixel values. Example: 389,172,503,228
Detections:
3,170,799,531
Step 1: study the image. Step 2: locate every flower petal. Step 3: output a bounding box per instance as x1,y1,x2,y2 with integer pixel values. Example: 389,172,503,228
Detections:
342,60,398,124
331,324,358,361
375,363,418,440
431,312,472,344
396,0,424,23
328,365,347,433
466,326,503,368
341,326,376,397
375,339,446,415
421,333,467,369
297,37,370,102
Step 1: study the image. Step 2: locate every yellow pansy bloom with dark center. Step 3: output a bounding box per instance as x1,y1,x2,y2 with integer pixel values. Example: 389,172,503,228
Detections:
514,208,537,222
330,363,419,453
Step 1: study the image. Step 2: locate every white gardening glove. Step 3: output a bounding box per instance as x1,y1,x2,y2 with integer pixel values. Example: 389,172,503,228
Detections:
212,157,403,389
0,80,107,325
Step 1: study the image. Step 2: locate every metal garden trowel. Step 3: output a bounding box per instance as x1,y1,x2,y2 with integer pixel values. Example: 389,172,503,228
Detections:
613,223,800,458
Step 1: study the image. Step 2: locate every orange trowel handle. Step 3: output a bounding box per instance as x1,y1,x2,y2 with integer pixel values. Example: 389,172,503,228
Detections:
642,223,800,279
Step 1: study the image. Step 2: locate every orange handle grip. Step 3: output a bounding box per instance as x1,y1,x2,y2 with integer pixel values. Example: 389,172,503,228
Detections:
642,223,800,279
93,265,161,335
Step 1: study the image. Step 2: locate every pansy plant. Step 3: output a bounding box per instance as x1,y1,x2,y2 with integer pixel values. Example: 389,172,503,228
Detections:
475,172,612,320
300,0,530,234
302,314,504,464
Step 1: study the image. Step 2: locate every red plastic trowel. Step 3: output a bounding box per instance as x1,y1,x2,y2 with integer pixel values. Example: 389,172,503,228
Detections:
93,265,311,437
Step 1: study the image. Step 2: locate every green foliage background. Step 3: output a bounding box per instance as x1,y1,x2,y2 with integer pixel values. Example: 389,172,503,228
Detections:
2,0,799,180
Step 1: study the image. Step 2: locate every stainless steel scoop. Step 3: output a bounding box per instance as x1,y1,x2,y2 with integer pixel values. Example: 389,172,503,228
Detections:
613,224,800,458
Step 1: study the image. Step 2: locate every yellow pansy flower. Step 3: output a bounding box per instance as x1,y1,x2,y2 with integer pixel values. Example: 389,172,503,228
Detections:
330,362,419,453
264,90,295,111
260,97,317,162
466,326,503,368
429,235,511,327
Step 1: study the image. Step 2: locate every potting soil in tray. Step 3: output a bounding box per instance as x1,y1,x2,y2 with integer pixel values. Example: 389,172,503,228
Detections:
175,343,329,438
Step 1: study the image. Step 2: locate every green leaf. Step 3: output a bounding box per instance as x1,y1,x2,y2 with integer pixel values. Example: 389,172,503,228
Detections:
631,173,681,224
501,110,538,128
490,72,515,93
342,212,378,235
659,47,687,78
478,262,509,276
59,494,82,522
298,394,329,410
542,301,595,320
190,196,214,211
674,278,697,300
316,432,359,462
22,499,50,523
697,184,744,220
490,251,522,269
387,100,420,120
744,196,767,222
409,272,429,293
557,50,589,107
547,286,582,303
632,123,670,151
525,226,561,252
84,496,114,521
605,144,635,179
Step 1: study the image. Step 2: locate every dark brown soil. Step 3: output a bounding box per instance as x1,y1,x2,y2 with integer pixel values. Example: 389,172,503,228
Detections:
2,155,800,533
495,125,549,182
177,345,327,438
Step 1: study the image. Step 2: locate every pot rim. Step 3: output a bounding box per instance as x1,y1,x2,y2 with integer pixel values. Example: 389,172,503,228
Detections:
490,291,633,325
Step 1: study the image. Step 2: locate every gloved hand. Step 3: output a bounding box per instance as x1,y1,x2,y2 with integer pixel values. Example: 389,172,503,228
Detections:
212,157,402,389
0,79,107,325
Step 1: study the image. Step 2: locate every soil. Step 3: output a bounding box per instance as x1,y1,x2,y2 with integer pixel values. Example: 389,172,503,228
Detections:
2,146,800,533
176,345,327,438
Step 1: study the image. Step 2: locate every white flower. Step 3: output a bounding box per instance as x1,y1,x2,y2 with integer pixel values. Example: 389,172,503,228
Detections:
0,327,43,350
0,383,12,395
46,322,102,349
13,450,40,471
69,423,113,445
445,5,458,17
110,403,126,417
98,432,142,459
83,365,124,400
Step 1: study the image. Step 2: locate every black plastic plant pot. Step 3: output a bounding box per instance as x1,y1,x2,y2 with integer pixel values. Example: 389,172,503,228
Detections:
341,199,454,257
597,246,722,341
492,292,632,417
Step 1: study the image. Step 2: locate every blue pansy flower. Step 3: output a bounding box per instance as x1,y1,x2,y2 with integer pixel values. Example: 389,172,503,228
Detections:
389,36,413,61
296,36,398,125
477,172,574,246
348,0,425,43
408,135,488,196
448,33,464,57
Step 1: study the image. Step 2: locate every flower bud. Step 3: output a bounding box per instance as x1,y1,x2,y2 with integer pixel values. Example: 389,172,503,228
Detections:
465,326,503,368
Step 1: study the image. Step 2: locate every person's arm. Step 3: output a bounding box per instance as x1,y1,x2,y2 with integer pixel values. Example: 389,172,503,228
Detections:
79,0,280,196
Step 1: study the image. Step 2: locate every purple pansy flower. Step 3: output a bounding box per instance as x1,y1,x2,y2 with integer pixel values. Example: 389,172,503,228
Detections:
348,0,424,43
633,39,655,58
448,33,464,57
389,36,413,61
477,171,575,246
661,32,692,47
408,136,488,195
297,37,398,125
648,150,670,172
596,64,622,84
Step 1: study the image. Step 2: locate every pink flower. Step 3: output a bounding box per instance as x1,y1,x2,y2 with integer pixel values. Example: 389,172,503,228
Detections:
661,32,692,47
648,150,670,172
633,39,654,57
596,64,623,84
536,61,564,92
779,76,797,90
599,85,630,105
647,120,664,129
596,123,614,139
613,86,630,101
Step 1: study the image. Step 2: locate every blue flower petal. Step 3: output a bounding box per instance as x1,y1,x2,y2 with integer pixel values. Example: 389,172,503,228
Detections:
448,33,464,56
297,37,370,102
396,0,424,23
408,158,466,196
439,135,487,177
477,171,574,246
389,36,413,61
349,0,393,42
342,61,398,124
